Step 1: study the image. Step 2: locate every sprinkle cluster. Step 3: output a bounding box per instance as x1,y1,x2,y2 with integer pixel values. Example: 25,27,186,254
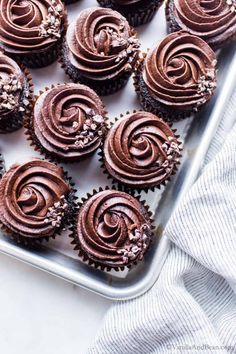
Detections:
39,0,63,39
0,74,29,112
98,18,140,62
97,17,140,71
226,0,236,13
114,33,140,70
44,195,68,228
117,224,151,264
161,137,181,174
73,109,105,149
197,69,217,96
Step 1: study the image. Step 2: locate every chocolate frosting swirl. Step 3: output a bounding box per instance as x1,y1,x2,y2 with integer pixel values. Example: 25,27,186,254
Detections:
0,52,25,117
66,7,140,81
170,0,236,47
0,0,66,54
143,31,217,112
104,111,180,188
33,83,106,161
76,190,152,267
0,159,71,238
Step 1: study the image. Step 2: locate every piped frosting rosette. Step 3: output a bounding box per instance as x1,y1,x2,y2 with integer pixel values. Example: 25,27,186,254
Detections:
64,7,140,82
0,159,74,243
102,111,181,190
26,83,107,162
166,0,236,48
0,0,66,54
0,53,25,117
0,51,34,132
73,188,153,270
134,31,217,119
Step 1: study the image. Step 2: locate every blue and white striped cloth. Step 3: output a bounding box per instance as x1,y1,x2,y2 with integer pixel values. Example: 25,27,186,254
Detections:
88,92,236,354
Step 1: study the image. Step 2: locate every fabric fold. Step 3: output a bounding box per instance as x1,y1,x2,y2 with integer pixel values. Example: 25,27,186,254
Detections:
88,90,236,354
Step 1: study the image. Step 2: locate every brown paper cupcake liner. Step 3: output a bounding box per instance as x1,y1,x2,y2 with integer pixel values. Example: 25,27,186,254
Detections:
165,0,236,50
69,186,155,272
0,153,5,179
0,160,77,247
133,53,195,121
10,44,59,69
24,83,109,163
0,64,34,134
3,12,68,69
63,0,79,4
165,0,181,34
97,0,163,27
59,40,132,96
99,110,182,193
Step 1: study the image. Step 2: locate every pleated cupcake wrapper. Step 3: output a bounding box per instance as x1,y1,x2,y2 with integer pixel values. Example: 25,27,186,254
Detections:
63,0,79,4
165,0,181,35
98,110,182,194
97,0,162,27
133,53,194,121
10,45,58,69
24,83,109,164
58,37,136,96
0,64,34,134
69,186,155,272
0,160,77,247
0,154,6,179
3,10,69,69
165,0,236,50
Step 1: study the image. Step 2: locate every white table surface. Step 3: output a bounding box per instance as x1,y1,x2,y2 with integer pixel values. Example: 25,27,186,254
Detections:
0,252,111,354
0,1,168,353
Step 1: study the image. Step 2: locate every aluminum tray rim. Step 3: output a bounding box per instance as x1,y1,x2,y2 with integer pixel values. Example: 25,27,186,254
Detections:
0,45,236,300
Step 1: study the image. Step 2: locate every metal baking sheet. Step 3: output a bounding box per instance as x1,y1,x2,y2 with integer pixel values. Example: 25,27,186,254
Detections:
0,1,236,300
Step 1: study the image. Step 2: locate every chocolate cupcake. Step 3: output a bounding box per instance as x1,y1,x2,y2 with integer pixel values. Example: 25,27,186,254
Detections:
60,7,140,96
166,0,236,49
0,159,75,245
97,0,164,27
0,51,34,133
134,31,217,121
72,188,153,270
102,111,181,191
25,83,107,162
0,0,67,68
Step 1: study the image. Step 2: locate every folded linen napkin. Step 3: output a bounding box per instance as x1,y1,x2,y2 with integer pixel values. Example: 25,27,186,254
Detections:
88,91,236,354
